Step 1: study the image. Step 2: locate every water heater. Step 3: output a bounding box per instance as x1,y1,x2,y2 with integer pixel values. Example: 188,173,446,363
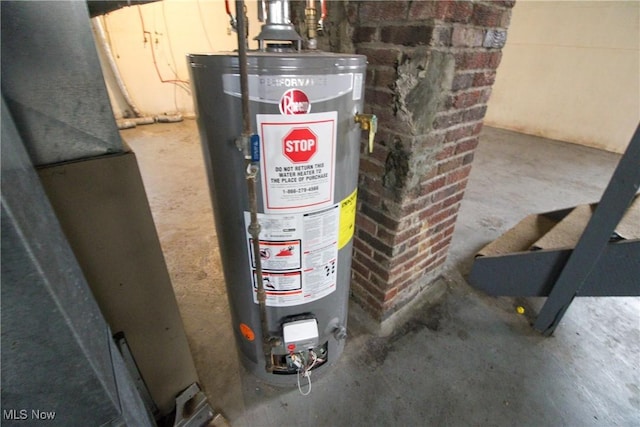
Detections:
188,0,370,387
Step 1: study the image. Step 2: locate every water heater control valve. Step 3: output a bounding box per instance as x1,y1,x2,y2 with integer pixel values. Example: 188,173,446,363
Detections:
283,318,319,352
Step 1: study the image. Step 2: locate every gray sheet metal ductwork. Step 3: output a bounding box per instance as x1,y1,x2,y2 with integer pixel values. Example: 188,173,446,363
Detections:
2,1,213,421
1,1,123,166
86,0,158,17
1,98,154,427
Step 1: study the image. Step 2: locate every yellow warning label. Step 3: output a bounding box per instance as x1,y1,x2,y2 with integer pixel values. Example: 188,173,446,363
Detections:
338,189,358,250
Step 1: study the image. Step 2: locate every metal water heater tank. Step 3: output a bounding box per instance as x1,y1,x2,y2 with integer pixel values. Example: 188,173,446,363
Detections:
188,1,371,385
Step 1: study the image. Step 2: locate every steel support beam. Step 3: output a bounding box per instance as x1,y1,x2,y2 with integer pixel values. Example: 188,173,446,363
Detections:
534,124,640,335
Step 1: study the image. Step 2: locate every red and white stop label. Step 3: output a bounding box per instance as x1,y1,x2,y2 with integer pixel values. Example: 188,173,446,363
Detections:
258,111,336,212
283,128,317,163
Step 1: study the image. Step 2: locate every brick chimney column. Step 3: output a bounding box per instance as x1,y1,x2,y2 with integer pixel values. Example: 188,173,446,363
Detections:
292,0,515,321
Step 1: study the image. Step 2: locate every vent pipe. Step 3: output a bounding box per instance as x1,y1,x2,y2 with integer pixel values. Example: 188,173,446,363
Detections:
255,0,302,51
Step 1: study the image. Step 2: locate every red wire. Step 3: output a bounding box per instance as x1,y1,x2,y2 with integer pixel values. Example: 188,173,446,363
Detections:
225,0,232,16
137,6,190,86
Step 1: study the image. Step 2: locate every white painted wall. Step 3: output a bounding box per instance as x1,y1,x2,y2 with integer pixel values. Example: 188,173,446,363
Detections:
484,1,640,153
93,0,261,118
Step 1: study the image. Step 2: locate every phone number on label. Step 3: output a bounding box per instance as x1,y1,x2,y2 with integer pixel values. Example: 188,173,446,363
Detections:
283,186,319,194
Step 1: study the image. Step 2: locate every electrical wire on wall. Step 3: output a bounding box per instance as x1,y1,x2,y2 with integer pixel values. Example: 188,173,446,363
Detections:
161,0,190,113
137,5,191,94
196,0,216,52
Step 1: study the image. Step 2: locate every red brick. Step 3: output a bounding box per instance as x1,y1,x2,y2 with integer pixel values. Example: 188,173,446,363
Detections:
445,122,483,142
432,25,453,47
463,105,488,122
492,0,516,8
449,89,485,109
443,0,474,23
500,9,512,28
376,226,396,246
417,201,442,221
433,110,465,129
446,164,472,185
471,3,502,27
431,182,459,203
436,145,456,161
441,191,465,209
381,25,434,47
358,187,381,208
421,176,447,199
408,1,447,20
416,253,438,271
388,246,420,271
400,194,430,216
488,51,503,69
402,193,429,215
351,257,371,281
361,201,400,231
375,89,396,107
359,176,385,199
452,72,474,91
366,68,375,86
354,26,377,43
455,137,479,155
355,243,392,281
346,3,359,24
437,156,463,175
456,51,502,70
443,223,457,238
355,47,401,66
353,237,374,258
480,87,493,103
360,156,385,176
473,70,497,87
357,228,394,258
384,287,399,302
374,67,398,89
394,223,426,245
431,235,453,254
451,26,485,47
360,1,408,22
428,205,458,226
433,216,457,233
356,214,377,236
462,152,475,165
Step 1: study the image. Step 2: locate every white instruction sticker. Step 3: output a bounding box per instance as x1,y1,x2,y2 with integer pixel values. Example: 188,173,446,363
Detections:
257,112,337,213
245,205,339,307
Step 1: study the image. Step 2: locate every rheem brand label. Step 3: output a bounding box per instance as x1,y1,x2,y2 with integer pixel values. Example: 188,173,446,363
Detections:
257,112,337,213
279,89,311,115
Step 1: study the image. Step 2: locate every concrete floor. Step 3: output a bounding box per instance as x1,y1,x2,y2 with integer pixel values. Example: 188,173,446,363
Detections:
124,121,639,426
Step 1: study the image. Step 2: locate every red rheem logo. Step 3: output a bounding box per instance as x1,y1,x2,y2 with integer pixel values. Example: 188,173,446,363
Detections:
283,128,317,163
279,89,311,115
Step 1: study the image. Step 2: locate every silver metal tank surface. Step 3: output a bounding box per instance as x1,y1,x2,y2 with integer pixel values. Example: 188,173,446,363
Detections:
189,52,366,384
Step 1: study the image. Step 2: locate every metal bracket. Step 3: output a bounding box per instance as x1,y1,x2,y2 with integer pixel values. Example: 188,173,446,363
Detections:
173,383,222,427
114,332,159,418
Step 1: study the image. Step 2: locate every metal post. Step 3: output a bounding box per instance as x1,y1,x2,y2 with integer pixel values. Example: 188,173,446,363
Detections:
534,124,640,335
